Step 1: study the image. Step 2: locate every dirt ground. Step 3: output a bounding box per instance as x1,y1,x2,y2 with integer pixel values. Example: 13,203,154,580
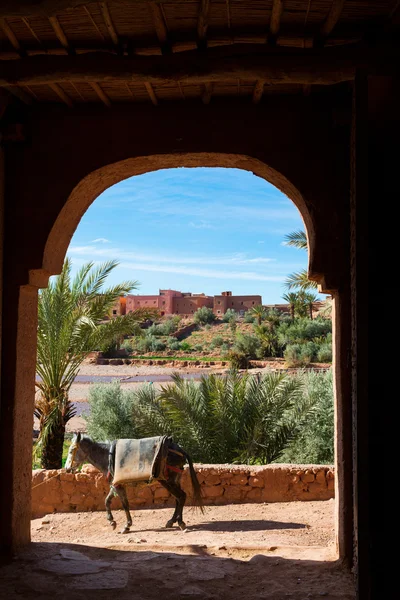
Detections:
0,500,355,599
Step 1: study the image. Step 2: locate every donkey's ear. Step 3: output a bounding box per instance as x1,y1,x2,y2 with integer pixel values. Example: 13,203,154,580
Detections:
76,432,81,442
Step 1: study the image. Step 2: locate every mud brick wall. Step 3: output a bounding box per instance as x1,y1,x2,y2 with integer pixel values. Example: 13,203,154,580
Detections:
31,464,334,518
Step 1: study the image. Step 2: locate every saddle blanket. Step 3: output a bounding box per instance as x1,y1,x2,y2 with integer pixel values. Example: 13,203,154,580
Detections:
113,436,169,485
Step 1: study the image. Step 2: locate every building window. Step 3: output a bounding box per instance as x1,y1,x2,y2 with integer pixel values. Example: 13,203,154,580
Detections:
162,301,165,305
112,310,117,315
252,301,255,304
217,310,221,314
232,302,234,306
241,302,243,305
217,301,220,305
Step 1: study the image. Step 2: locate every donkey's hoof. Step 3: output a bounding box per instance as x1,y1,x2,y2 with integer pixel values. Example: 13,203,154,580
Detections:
165,520,174,529
110,520,117,530
178,521,187,531
120,526,130,534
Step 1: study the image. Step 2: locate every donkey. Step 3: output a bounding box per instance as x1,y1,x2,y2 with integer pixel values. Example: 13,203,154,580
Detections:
65,432,204,534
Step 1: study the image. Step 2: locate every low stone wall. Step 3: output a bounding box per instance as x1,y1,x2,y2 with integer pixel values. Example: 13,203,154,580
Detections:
32,464,334,518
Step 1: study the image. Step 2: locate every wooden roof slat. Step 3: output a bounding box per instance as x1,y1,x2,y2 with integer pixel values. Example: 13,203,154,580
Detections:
2,84,32,104
149,3,171,55
0,17,26,56
48,81,73,106
268,0,284,47
145,81,158,105
48,15,73,53
21,17,43,46
82,6,106,42
197,0,211,51
99,2,119,48
202,81,213,104
89,81,111,106
314,0,346,48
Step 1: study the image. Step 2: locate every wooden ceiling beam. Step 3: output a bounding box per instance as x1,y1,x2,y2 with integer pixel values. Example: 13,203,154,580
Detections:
21,17,43,46
0,17,26,56
252,79,264,103
144,82,158,105
48,15,74,54
0,43,392,88
2,85,33,104
314,0,346,48
149,3,171,55
99,2,120,49
48,82,73,106
197,0,211,51
268,0,284,47
89,81,111,106
202,82,213,104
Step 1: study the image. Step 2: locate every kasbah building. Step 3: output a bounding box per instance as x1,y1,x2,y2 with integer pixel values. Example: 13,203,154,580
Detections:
112,289,263,318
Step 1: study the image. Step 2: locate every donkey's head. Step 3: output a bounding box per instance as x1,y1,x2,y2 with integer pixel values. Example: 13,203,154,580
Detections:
65,432,87,473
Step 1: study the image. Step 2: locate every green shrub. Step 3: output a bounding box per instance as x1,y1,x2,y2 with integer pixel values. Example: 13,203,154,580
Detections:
277,317,332,347
227,351,249,369
121,338,133,353
193,306,216,325
317,343,332,363
85,382,138,441
210,335,224,348
220,342,230,355
284,341,319,367
233,333,262,359
169,340,181,351
151,338,166,352
222,308,236,322
244,312,255,323
193,344,203,352
179,341,192,352
278,370,334,464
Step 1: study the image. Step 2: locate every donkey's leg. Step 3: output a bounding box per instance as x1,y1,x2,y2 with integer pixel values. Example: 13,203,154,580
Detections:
115,485,132,534
105,487,117,530
160,479,187,530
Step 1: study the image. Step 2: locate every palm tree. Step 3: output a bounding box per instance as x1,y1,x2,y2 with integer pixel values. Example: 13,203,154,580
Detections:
282,292,299,321
35,258,158,469
249,304,267,325
283,230,318,292
301,292,319,320
127,371,317,464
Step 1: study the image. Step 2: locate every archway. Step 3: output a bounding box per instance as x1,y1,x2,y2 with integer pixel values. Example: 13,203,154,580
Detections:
0,98,353,578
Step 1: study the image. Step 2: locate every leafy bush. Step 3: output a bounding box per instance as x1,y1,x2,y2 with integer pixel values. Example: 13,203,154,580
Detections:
121,338,133,354
317,343,332,363
244,312,255,323
227,351,249,369
146,315,181,336
129,371,316,464
179,341,192,352
284,342,318,367
210,335,224,348
169,340,181,351
193,306,216,325
220,343,230,355
151,338,167,352
278,370,334,464
233,333,262,359
193,344,203,352
85,382,138,441
222,308,236,322
277,318,332,347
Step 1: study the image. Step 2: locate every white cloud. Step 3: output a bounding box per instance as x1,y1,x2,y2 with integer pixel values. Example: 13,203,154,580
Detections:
189,221,215,230
91,238,110,243
68,245,276,267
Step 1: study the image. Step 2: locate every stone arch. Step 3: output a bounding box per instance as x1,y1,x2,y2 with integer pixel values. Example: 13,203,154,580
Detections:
38,153,318,287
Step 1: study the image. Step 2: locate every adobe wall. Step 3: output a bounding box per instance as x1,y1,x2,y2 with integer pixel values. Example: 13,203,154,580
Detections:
31,463,334,518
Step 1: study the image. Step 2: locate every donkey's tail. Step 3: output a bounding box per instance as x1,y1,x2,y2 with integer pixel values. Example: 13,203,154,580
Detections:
182,450,204,513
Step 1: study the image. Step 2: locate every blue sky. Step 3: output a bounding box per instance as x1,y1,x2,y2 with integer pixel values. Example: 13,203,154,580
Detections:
67,167,317,304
